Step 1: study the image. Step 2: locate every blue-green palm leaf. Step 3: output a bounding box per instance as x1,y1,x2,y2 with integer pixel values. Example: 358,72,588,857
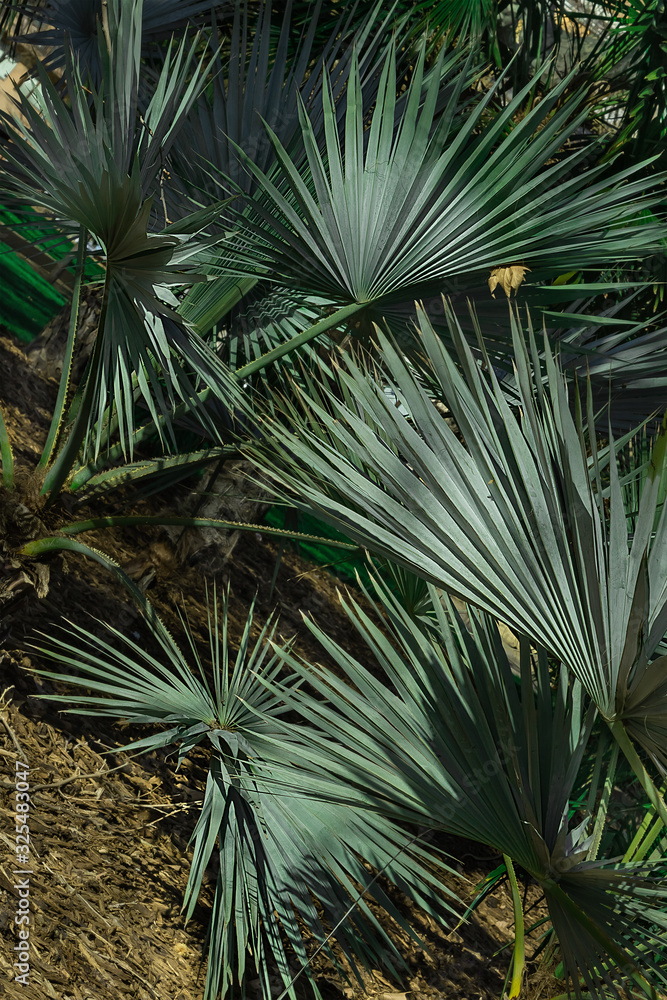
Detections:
0,0,229,470
11,0,228,84
241,301,667,784
31,590,458,999
214,41,666,308
174,0,436,338
262,577,667,997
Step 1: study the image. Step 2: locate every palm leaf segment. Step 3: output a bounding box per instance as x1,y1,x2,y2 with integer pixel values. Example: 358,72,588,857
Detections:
175,0,413,342
243,302,667,781
0,0,230,462
175,0,322,201
32,590,457,1000
175,0,343,346
528,289,667,433
13,0,227,83
219,41,666,312
267,577,667,998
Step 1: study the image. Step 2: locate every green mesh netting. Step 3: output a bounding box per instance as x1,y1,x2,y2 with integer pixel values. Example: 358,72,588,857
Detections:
263,506,367,584
0,208,103,342
0,241,66,342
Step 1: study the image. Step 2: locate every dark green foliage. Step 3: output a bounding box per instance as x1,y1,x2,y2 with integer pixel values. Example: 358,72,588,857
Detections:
1,2,667,998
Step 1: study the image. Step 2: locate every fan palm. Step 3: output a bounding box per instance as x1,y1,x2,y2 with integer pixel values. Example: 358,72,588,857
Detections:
173,0,413,376
3,0,666,503
163,20,667,449
5,0,230,84
202,40,666,336
31,587,458,1000
2,2,667,997
259,576,667,997
0,0,358,609
240,301,667,820
0,0,237,489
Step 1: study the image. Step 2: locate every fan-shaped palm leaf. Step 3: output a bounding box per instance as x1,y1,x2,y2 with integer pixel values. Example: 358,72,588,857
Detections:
31,589,458,999
405,284,667,430
241,301,667,800
11,0,229,84
0,0,234,485
174,0,451,337
348,276,667,431
214,41,666,310
262,576,667,997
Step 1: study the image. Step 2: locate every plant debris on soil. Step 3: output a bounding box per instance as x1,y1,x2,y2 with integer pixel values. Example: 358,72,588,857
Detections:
0,331,553,1000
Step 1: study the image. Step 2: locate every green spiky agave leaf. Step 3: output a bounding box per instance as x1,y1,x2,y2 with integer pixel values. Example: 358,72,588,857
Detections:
31,587,457,1000
256,574,667,998
242,300,667,773
213,39,666,309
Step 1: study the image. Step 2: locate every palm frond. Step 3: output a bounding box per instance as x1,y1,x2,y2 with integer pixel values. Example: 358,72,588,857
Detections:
242,300,667,780
261,574,667,997
31,588,458,999
0,0,235,474
405,282,667,432
173,0,441,335
11,0,229,84
212,43,666,309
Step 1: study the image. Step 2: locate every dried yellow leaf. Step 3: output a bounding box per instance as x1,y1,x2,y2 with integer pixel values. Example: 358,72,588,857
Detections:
488,264,530,298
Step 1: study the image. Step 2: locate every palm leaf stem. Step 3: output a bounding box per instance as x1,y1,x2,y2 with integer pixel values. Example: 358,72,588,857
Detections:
587,742,619,862
41,269,111,499
232,301,367,379
504,854,526,999
0,401,14,490
69,447,239,493
609,721,667,830
19,534,172,646
629,814,666,864
53,515,359,549
624,804,660,864
69,300,367,484
39,227,87,469
585,731,609,820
